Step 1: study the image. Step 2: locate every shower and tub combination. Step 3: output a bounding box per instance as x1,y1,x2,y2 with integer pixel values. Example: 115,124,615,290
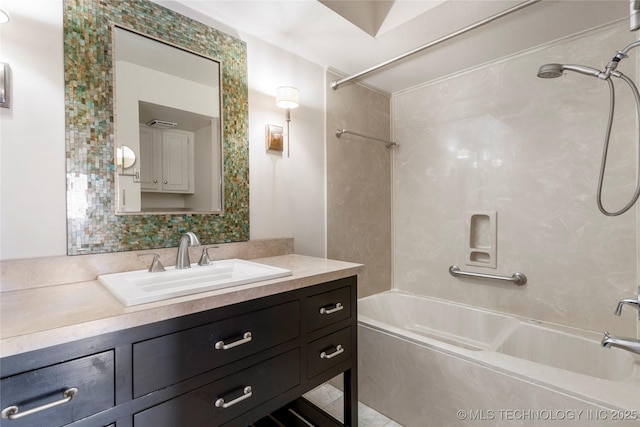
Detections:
331,1,640,425
358,3,640,427
354,38,640,427
355,43,640,426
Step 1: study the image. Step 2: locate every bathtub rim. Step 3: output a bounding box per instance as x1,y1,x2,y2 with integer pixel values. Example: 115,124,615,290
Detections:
357,290,640,412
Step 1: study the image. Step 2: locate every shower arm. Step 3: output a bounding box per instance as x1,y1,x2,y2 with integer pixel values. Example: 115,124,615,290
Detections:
619,39,640,56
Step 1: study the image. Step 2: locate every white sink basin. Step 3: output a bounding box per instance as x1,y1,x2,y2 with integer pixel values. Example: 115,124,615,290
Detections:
98,259,292,306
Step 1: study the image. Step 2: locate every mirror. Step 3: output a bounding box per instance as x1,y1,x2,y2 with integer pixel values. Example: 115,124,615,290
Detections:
64,0,249,255
113,26,223,214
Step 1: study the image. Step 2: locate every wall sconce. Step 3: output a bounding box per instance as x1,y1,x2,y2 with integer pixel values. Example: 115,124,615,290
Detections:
0,63,9,109
275,86,300,157
0,10,10,109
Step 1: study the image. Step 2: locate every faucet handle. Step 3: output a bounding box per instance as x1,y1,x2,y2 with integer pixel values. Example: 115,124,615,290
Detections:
614,298,640,316
198,246,219,266
138,253,166,272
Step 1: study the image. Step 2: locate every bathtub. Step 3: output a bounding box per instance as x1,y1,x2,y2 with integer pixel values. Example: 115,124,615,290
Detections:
357,291,640,426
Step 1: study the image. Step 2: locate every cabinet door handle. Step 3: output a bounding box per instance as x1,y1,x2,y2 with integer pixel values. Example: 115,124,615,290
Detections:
320,344,344,359
1,387,78,420
319,302,343,315
215,332,252,350
214,386,252,409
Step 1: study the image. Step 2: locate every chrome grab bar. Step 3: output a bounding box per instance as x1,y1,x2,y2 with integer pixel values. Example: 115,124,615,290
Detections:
449,265,527,286
1,388,79,420
335,129,398,149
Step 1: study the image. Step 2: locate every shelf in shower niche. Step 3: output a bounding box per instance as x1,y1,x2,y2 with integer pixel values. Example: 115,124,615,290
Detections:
466,211,496,268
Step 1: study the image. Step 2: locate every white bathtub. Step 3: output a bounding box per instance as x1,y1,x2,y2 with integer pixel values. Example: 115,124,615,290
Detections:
358,291,640,426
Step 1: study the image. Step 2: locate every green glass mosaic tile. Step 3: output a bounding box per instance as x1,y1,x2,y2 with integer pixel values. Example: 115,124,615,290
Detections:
64,0,249,254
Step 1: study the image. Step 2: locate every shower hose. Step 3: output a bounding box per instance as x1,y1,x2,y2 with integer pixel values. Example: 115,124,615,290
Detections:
598,74,640,216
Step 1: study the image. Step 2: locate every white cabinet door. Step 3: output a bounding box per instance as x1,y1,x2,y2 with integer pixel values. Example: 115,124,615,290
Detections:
162,130,192,193
139,126,160,191
140,127,194,193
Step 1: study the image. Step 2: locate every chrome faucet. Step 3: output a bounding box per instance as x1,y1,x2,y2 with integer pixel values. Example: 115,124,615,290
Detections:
175,232,200,269
601,332,640,355
614,298,640,316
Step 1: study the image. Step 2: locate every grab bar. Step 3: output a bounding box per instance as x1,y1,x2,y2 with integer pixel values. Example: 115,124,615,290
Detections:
335,129,398,149
448,265,527,286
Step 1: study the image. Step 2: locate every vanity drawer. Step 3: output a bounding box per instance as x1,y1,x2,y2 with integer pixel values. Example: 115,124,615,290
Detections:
307,327,352,379
133,348,300,427
0,351,115,427
133,300,299,397
305,286,351,332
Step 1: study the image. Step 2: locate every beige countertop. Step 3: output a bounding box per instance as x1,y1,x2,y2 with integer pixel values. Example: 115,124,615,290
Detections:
0,254,362,358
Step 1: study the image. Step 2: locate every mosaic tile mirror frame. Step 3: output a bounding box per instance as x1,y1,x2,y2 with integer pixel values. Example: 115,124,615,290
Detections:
64,0,249,255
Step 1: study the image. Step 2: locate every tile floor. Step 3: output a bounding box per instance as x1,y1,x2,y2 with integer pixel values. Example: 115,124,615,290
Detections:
303,383,404,426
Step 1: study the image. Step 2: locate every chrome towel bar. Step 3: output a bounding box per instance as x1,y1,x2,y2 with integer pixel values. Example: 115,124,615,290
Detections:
449,265,527,286
335,128,398,149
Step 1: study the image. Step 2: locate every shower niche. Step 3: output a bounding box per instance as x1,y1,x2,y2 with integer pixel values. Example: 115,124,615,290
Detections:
466,211,497,268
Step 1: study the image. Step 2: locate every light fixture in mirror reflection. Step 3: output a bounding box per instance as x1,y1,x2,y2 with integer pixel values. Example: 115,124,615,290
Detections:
116,146,136,169
64,0,249,255
114,26,223,214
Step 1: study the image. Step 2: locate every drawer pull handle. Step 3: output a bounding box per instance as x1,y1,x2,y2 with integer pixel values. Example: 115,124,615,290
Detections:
214,386,252,409
320,344,344,359
1,387,79,420
319,302,343,315
215,332,252,350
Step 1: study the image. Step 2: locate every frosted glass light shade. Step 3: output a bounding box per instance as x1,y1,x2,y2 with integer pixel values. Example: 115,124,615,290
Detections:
276,86,300,109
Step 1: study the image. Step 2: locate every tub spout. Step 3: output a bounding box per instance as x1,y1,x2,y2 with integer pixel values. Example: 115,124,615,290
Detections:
176,232,200,269
601,332,640,355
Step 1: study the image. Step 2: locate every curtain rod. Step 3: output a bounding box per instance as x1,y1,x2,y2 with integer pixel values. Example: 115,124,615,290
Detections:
330,0,542,90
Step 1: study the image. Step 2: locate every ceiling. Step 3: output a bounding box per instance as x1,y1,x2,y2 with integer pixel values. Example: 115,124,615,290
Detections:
152,0,630,93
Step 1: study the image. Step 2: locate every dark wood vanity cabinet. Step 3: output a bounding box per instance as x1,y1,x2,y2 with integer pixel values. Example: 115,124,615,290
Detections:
0,276,357,427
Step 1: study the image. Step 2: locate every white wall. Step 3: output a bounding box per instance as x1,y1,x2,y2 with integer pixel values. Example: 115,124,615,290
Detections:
243,33,326,258
0,0,326,260
0,0,67,259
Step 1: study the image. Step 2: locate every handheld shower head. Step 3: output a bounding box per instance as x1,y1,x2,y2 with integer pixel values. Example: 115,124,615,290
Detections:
537,63,603,79
537,64,564,79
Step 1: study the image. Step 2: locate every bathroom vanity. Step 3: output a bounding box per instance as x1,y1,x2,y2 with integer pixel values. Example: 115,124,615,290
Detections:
0,255,361,427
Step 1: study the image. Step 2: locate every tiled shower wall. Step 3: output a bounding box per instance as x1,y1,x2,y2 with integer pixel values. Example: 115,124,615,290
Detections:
393,22,639,336
327,71,392,299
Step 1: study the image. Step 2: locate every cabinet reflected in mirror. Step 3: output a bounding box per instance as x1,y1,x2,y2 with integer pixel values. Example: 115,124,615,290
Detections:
114,26,222,214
